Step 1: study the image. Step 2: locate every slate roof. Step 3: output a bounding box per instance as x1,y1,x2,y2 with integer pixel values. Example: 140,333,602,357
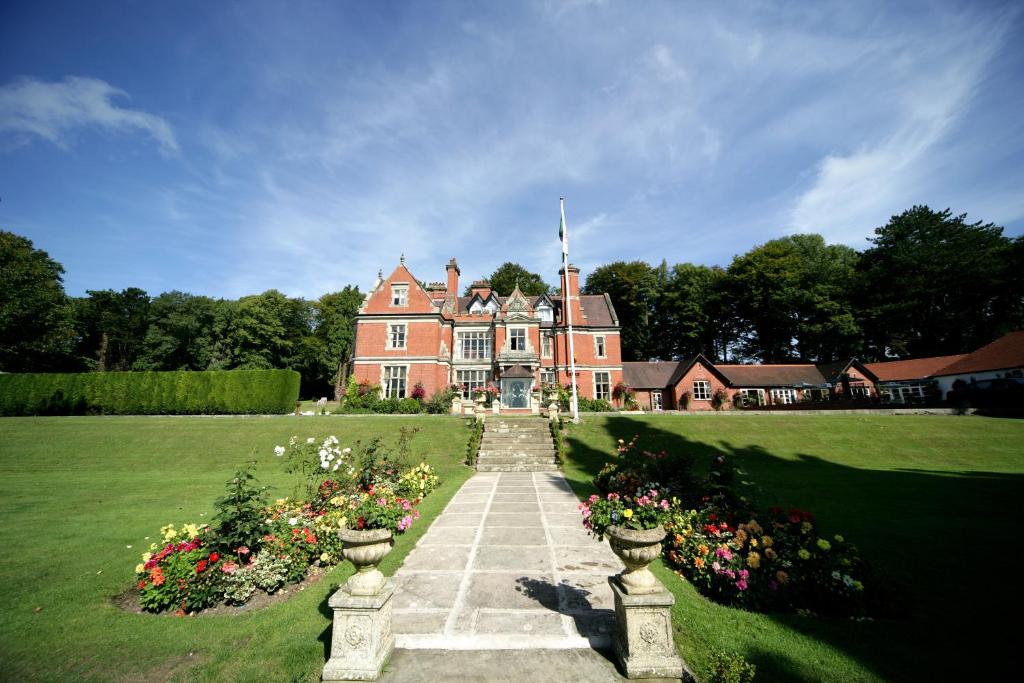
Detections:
453,294,617,327
715,364,828,387
501,364,534,378
622,361,678,388
865,355,967,382
932,331,1024,376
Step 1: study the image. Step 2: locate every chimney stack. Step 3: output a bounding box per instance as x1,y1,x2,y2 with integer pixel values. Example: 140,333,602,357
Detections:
559,264,582,323
446,258,460,295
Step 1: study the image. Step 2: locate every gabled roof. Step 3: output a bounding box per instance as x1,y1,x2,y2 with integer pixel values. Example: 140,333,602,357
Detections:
932,331,1024,377
715,364,827,387
668,355,731,386
622,361,678,389
815,359,878,384
865,354,967,382
501,364,534,378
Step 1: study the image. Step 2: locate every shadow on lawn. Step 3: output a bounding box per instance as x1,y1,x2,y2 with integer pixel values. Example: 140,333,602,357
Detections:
563,416,1022,683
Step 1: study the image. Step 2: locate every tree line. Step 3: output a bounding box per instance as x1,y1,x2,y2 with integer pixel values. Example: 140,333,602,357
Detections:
2,205,1021,395
583,206,1023,362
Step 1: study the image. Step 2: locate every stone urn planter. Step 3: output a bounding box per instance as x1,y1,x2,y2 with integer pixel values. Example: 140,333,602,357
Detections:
606,525,667,595
338,527,395,596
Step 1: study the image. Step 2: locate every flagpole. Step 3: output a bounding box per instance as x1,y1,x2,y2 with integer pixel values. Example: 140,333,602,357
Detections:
560,197,580,423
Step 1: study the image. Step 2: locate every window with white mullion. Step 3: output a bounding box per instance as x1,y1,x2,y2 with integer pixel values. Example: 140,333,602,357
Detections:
456,369,489,400
594,371,611,401
509,328,527,351
459,331,491,359
388,324,406,349
383,366,407,398
692,380,711,400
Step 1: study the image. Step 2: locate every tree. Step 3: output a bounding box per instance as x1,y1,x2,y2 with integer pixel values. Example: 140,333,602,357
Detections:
726,234,860,363
583,261,658,361
227,290,311,370
314,287,363,399
133,291,223,371
0,230,75,371
655,262,736,361
74,287,151,371
465,262,551,297
857,206,1021,358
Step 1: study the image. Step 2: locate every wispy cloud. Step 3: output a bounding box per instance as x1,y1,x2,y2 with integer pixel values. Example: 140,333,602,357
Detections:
0,76,178,154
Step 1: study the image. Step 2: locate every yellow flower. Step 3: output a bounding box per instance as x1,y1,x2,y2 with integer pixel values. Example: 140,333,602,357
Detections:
750,538,759,548
623,509,634,519
798,549,811,560
762,535,773,547
834,534,844,543
852,580,864,591
141,552,152,563
764,548,777,561
135,563,145,574
746,552,761,569
816,538,831,551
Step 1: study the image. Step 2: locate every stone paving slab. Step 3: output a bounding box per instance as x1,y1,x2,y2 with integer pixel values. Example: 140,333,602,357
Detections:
392,471,624,650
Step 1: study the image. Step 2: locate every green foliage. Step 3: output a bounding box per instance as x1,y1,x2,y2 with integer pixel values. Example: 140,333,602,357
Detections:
0,230,75,372
464,262,550,296
0,369,301,415
708,650,757,683
549,420,566,464
213,462,269,554
858,205,1023,358
466,418,483,466
577,397,613,412
426,384,459,414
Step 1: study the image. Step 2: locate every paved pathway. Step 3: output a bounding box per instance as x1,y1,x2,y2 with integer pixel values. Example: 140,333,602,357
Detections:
392,471,623,650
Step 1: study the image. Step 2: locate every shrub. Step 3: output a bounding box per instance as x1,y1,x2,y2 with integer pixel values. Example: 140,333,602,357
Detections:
708,650,757,683
213,462,268,555
398,463,441,499
426,384,459,414
397,397,424,414
578,397,613,412
465,418,483,466
136,523,226,613
0,369,299,415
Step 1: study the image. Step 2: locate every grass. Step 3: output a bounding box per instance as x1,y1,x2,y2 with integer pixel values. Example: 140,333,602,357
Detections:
0,415,474,682
560,414,1024,683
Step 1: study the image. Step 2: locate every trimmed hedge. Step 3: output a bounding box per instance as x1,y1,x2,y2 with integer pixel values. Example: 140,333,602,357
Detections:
0,370,301,416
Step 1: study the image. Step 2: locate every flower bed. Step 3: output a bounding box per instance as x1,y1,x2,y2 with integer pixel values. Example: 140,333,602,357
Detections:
133,430,440,614
581,438,878,617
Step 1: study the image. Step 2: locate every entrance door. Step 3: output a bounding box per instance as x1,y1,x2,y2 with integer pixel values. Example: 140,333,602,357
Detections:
652,391,663,411
501,379,530,408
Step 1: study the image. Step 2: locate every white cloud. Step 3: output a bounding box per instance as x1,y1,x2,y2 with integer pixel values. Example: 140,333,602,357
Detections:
788,13,1011,242
0,76,178,154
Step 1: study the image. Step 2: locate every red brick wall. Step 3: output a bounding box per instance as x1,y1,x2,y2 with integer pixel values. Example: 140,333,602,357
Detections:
672,361,733,411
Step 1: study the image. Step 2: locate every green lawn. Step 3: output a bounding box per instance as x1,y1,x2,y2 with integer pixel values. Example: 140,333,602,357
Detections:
561,414,1024,683
0,415,474,682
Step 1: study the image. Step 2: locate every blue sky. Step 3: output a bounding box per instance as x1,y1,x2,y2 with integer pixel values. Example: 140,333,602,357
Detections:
1,0,1022,299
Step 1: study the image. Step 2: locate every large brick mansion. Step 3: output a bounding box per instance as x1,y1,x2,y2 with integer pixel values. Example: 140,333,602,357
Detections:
351,257,623,410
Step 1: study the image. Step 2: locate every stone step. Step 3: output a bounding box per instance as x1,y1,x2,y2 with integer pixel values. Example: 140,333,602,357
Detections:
480,438,554,446
477,454,559,463
476,462,561,472
479,451,556,459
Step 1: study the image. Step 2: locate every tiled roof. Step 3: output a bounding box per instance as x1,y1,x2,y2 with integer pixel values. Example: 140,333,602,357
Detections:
865,355,967,382
715,364,828,387
932,331,1024,376
501,364,534,378
622,361,679,388
453,293,617,327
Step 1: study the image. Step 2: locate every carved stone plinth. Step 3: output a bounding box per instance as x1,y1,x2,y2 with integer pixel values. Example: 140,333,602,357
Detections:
322,580,395,681
609,577,685,680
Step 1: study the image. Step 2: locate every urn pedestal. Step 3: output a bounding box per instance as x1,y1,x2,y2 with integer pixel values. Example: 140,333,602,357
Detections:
322,528,396,681
609,577,686,680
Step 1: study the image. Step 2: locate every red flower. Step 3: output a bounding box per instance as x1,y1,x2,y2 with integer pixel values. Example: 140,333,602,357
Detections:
137,580,147,590
357,517,366,529
209,552,220,563
196,560,207,573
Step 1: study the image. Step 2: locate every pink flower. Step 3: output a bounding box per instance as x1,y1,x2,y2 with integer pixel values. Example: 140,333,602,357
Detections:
377,498,388,506
660,500,670,510
714,547,733,561
739,569,749,580
736,579,748,591
589,494,599,503
711,561,721,572
237,546,250,555
638,495,650,505
221,562,238,574
648,489,658,499
402,500,412,511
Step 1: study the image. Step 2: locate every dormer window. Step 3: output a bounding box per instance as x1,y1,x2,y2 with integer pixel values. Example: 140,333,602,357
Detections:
537,302,553,322
391,285,408,307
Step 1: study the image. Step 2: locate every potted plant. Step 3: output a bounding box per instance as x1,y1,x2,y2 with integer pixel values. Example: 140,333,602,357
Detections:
579,489,672,594
338,493,419,595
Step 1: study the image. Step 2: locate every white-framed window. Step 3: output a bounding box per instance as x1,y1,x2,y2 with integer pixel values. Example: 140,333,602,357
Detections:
770,388,796,405
541,369,556,386
652,390,663,411
739,388,765,406
594,371,611,401
595,335,606,358
456,369,488,400
542,333,553,358
383,366,407,398
509,328,527,351
849,386,870,398
692,380,711,401
537,303,554,322
387,323,406,349
391,285,408,307
459,331,491,359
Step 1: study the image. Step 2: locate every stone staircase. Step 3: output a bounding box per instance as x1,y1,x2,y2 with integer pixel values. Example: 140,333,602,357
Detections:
476,417,559,472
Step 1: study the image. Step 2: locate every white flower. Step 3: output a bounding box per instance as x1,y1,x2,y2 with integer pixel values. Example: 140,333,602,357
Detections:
307,437,315,444
126,545,132,549
332,462,340,471
342,447,351,455
274,445,286,457
288,517,298,526
319,449,328,457
831,571,841,581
